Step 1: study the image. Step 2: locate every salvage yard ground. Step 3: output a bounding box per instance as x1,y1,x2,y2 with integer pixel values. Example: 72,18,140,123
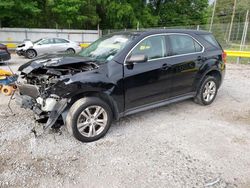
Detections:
0,55,250,188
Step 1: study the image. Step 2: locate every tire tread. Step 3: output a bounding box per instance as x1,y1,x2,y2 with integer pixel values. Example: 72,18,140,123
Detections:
66,97,112,142
194,76,218,105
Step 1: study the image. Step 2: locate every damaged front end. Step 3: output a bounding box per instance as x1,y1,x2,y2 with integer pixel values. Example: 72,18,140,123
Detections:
16,54,99,129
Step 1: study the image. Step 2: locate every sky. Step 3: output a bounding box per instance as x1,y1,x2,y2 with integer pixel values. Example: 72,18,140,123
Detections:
209,0,215,5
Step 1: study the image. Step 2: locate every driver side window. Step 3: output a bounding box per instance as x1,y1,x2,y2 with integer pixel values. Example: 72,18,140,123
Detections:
130,35,167,60
39,39,54,45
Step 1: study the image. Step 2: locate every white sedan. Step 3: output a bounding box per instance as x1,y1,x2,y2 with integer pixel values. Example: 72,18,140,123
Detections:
16,38,82,59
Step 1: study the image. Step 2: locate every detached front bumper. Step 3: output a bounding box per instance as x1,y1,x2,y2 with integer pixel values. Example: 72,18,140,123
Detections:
16,83,69,129
16,48,26,56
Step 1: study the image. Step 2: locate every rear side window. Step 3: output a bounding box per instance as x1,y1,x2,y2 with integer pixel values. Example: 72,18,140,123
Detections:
39,39,54,45
169,34,203,55
54,38,69,43
200,34,221,49
130,35,167,60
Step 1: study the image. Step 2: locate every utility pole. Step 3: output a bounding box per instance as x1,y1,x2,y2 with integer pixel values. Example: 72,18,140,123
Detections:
228,0,237,42
240,10,249,50
209,0,217,32
243,11,249,49
97,23,100,37
237,10,249,63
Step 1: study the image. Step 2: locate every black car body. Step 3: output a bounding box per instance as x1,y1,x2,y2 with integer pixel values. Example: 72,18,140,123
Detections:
0,44,11,61
17,29,226,142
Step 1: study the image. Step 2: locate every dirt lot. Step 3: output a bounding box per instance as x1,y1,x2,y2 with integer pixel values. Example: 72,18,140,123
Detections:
0,55,250,188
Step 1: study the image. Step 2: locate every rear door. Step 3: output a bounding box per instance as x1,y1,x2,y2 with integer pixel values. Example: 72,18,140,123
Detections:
167,34,204,97
124,35,172,110
53,38,70,52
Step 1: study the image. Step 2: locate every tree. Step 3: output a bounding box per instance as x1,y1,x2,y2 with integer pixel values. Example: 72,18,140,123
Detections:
127,0,159,28
51,0,99,29
37,0,99,29
96,0,159,29
149,0,209,26
0,0,40,27
0,0,210,29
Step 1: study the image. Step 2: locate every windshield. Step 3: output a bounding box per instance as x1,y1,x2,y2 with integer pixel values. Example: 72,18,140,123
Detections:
33,39,43,44
79,34,135,62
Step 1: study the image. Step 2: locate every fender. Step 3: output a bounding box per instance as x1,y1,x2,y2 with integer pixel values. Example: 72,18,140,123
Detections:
47,67,123,123
193,57,224,92
42,83,121,129
58,90,121,126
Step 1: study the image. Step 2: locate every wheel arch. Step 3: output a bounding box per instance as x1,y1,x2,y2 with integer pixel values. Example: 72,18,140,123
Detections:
205,69,222,86
67,48,75,53
194,67,222,93
66,91,120,121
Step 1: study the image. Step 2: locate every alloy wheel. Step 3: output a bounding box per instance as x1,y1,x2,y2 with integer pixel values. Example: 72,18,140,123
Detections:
202,80,216,102
26,50,36,58
77,105,108,137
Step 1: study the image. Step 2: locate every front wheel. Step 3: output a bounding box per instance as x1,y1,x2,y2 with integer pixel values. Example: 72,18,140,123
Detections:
25,49,37,59
16,51,22,56
194,76,218,105
66,97,113,142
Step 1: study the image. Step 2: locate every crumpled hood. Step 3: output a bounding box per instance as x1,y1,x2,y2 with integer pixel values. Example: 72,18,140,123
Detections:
18,54,95,74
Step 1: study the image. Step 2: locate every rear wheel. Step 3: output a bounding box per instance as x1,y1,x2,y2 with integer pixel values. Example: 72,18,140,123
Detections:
66,97,112,142
194,76,218,105
25,49,37,59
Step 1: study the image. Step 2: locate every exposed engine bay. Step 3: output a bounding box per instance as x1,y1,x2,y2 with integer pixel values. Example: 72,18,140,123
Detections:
22,62,97,90
16,55,99,129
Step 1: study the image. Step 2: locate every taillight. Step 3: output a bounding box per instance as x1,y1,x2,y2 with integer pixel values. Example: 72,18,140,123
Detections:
222,51,227,63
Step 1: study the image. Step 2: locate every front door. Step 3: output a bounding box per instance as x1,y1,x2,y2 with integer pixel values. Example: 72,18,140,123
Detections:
35,38,54,55
124,35,172,110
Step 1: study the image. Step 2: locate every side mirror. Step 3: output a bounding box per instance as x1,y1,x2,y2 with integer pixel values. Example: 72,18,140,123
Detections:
126,54,148,65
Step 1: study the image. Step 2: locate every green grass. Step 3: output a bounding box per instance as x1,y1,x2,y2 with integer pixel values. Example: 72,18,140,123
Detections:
226,42,250,51
226,56,250,64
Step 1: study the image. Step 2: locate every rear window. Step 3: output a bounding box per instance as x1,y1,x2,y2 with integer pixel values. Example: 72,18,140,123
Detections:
200,34,221,49
168,34,203,55
54,38,69,43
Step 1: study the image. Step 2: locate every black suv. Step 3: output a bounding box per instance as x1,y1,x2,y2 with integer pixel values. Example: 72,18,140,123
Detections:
17,29,226,142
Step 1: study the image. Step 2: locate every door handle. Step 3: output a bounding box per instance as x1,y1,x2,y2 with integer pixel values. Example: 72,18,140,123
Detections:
161,63,170,70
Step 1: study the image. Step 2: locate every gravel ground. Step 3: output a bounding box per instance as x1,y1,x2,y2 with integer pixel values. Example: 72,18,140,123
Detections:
0,55,250,188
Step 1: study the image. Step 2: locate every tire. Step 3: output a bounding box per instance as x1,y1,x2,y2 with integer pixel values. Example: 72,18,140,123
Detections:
25,49,37,59
194,76,218,105
66,97,113,142
16,51,22,56
66,48,75,54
